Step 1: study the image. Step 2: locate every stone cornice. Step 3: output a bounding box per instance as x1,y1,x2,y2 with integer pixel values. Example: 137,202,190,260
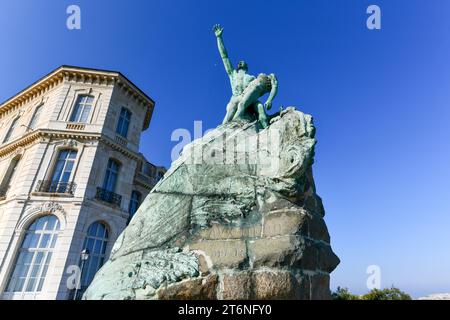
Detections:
0,74,64,118
99,135,141,161
0,65,155,130
0,130,44,158
0,128,143,161
133,175,155,190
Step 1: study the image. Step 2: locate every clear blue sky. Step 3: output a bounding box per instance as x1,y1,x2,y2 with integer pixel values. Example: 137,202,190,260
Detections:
1,0,449,298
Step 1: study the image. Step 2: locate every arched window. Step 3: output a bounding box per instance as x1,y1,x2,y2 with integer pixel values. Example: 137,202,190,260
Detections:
3,117,19,143
70,95,94,123
102,159,120,192
128,191,141,220
0,157,20,197
49,149,77,193
28,104,43,130
116,107,131,138
6,215,60,293
79,222,109,291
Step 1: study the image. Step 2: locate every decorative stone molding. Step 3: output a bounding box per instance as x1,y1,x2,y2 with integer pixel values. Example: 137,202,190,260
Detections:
16,201,67,232
58,139,79,148
0,75,64,119
0,130,97,158
99,136,140,161
0,128,141,161
0,131,42,159
40,201,66,214
11,147,25,158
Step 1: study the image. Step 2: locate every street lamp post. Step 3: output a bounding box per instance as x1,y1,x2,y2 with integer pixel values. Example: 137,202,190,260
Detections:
73,249,90,300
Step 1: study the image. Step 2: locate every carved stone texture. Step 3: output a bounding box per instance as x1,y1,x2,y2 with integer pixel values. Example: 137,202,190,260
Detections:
84,108,339,300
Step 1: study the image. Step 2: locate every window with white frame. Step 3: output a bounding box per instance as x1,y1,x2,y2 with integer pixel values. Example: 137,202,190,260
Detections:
49,149,77,192
79,222,109,291
128,190,141,219
28,104,43,130
3,117,19,143
102,159,120,192
0,157,20,197
6,215,60,293
69,95,94,123
116,107,131,138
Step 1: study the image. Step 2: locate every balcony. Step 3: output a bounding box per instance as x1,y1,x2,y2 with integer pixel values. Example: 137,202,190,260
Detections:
95,187,122,207
66,123,86,131
35,180,76,195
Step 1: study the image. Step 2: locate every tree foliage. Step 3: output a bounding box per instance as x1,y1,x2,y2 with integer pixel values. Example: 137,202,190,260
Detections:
361,287,412,300
332,286,412,300
332,287,360,300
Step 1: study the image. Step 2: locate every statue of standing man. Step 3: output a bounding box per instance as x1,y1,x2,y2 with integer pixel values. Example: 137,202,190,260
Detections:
213,24,278,129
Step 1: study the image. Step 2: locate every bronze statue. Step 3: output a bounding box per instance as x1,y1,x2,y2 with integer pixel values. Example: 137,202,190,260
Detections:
213,24,278,128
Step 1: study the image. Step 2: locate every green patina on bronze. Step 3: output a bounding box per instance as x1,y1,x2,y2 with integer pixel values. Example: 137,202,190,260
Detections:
213,24,278,129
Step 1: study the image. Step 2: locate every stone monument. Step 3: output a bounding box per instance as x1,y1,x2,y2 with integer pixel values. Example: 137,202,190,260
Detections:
83,26,339,300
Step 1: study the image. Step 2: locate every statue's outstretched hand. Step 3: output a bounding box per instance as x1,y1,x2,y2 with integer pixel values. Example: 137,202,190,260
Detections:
264,101,272,110
213,24,224,37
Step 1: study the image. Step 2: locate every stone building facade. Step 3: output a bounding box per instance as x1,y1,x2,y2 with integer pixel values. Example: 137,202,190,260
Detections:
0,66,165,300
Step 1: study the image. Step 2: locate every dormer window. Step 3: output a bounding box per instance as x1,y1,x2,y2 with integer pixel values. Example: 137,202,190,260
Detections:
70,95,94,123
116,107,131,138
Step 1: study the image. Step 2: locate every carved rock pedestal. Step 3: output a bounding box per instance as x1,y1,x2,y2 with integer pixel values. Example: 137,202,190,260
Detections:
84,108,340,300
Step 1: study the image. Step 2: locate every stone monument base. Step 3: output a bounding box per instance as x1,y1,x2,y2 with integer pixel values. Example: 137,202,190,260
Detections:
84,108,339,300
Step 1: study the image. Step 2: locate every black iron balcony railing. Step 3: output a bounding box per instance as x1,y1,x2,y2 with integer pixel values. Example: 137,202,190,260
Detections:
36,180,76,195
95,187,122,207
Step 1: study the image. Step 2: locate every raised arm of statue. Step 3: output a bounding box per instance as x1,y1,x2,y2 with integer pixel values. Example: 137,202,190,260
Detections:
264,74,279,110
213,24,233,75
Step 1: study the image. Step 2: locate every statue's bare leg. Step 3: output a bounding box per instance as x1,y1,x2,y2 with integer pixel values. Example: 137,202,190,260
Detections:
232,87,263,121
222,96,240,124
253,101,269,129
